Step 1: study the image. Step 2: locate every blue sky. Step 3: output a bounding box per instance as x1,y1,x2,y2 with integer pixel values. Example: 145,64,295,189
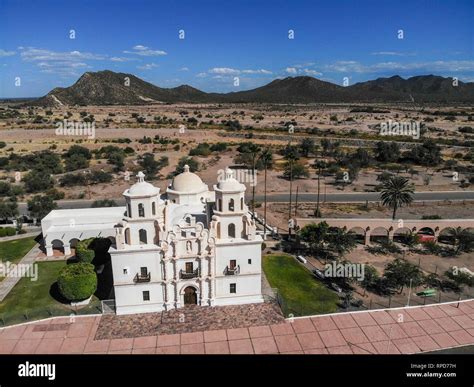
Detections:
0,0,473,97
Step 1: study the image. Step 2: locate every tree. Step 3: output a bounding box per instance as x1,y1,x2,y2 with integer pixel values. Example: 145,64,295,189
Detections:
57,263,97,302
446,227,474,254
75,239,95,264
284,161,309,179
27,195,57,221
405,140,441,166
361,265,380,290
300,138,316,157
107,151,125,171
313,160,327,218
240,143,261,216
375,141,400,163
259,148,273,239
326,227,356,258
65,154,89,171
298,222,330,255
92,199,117,208
23,170,54,193
380,176,414,220
0,199,18,222
383,258,424,294
139,153,161,177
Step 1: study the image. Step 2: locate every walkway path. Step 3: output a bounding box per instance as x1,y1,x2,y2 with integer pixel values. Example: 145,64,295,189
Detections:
0,300,473,354
0,245,41,302
0,231,40,242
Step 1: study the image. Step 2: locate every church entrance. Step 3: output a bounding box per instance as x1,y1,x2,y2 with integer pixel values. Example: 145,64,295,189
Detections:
184,286,197,305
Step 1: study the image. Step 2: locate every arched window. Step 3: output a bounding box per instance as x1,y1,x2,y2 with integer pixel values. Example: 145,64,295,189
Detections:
127,203,132,217
240,198,244,210
217,223,221,238
228,223,236,238
229,198,235,211
125,228,131,244
139,229,147,244
152,202,156,216
138,203,145,217
218,199,222,211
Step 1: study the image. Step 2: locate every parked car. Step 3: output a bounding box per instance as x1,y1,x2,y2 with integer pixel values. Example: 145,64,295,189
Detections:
417,232,435,242
296,255,307,264
312,269,325,280
330,282,343,293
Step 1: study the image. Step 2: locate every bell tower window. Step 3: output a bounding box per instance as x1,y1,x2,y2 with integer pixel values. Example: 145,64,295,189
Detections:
229,198,235,211
138,203,145,217
228,223,236,238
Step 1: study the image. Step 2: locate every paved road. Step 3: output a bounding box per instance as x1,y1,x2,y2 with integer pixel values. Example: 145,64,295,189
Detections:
17,191,474,215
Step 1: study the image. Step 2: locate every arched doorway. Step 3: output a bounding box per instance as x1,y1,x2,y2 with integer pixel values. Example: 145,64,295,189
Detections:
183,286,197,305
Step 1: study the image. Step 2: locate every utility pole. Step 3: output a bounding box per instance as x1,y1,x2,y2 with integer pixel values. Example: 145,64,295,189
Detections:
406,278,413,307
288,160,293,239
294,186,299,217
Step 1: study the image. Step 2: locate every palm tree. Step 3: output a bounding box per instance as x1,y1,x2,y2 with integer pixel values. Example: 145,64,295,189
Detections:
380,176,415,220
259,148,273,240
314,160,327,218
446,227,474,254
245,143,261,218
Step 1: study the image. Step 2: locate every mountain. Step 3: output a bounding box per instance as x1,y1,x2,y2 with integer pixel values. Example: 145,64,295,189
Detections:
34,70,212,106
33,70,474,106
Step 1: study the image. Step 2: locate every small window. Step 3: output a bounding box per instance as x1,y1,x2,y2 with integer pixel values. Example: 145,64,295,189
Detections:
140,267,148,277
143,291,150,301
230,283,236,294
248,259,252,265
123,268,128,275
229,259,236,269
138,203,145,217
152,202,156,216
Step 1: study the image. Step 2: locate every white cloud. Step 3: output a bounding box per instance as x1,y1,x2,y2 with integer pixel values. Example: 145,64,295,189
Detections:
137,63,159,70
180,67,189,71
124,45,167,56
196,72,207,78
303,69,322,76
285,67,297,74
209,67,240,75
371,51,416,57
0,49,15,57
110,56,137,62
324,60,474,73
19,47,103,76
242,69,272,74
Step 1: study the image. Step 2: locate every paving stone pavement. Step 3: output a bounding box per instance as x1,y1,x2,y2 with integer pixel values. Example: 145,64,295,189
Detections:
1,300,474,354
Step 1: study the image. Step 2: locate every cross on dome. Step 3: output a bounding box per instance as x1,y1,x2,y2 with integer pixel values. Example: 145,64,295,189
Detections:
183,164,190,173
137,171,145,182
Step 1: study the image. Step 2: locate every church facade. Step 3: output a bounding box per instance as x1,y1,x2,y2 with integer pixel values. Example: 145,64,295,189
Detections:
42,166,264,315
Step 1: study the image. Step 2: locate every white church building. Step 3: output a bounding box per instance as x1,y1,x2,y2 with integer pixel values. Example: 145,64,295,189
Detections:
41,166,264,315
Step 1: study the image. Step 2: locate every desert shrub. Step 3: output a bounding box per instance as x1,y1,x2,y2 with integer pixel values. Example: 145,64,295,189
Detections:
57,263,97,302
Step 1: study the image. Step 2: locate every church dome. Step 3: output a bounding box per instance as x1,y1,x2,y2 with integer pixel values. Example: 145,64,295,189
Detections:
217,168,245,191
126,171,160,197
171,165,208,193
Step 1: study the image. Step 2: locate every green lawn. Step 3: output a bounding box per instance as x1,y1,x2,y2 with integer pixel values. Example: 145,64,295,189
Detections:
0,236,38,264
263,254,339,317
0,261,101,326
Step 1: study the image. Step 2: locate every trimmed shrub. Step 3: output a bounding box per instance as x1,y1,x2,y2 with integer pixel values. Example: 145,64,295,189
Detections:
0,227,16,237
57,263,97,302
75,238,95,264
